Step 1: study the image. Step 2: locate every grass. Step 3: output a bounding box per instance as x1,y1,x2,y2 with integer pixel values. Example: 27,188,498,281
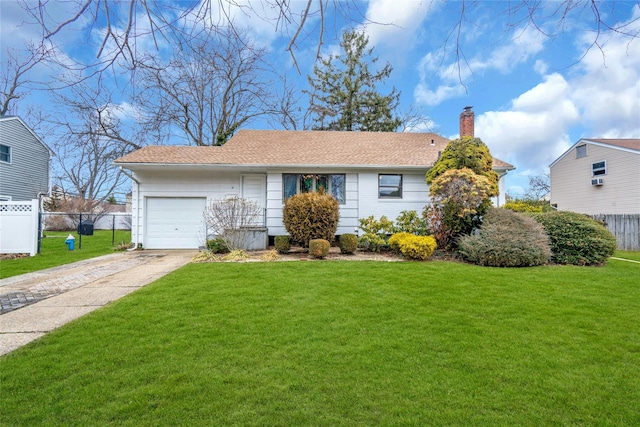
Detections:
615,250,640,262
1,259,639,425
0,230,131,279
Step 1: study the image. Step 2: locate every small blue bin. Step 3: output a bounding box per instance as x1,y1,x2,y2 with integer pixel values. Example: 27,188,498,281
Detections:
65,234,75,251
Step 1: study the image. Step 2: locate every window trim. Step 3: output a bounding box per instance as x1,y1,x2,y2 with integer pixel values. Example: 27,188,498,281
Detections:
0,144,11,164
378,174,403,199
592,160,607,176
282,173,346,204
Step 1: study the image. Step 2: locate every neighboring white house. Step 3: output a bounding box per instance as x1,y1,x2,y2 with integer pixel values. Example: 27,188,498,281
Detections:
0,116,54,201
115,128,514,250
550,138,640,215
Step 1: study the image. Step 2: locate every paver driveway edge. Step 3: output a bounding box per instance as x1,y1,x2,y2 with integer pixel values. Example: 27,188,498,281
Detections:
0,250,196,357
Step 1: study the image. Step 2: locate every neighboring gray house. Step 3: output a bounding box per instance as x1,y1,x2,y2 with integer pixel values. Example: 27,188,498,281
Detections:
550,138,640,215
0,116,54,201
115,128,514,250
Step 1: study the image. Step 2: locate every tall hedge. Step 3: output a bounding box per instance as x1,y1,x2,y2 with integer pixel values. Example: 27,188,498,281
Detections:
283,191,340,246
532,211,616,266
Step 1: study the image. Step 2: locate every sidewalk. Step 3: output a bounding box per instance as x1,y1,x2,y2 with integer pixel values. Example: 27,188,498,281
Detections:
0,250,196,357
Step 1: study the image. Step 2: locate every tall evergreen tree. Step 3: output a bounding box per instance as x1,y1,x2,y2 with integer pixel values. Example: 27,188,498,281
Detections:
305,31,401,132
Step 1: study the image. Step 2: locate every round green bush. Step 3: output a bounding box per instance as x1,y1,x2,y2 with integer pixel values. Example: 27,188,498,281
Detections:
339,233,358,254
206,237,229,254
309,239,330,259
274,235,290,254
458,208,550,267
532,211,616,266
283,191,340,247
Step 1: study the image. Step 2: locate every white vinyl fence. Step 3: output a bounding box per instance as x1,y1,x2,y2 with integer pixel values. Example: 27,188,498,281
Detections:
0,200,39,256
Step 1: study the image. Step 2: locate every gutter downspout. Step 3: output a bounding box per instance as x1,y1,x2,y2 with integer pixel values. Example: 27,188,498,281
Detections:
119,167,141,250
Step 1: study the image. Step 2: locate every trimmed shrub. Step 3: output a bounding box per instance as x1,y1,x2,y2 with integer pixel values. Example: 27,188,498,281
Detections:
206,237,229,254
388,232,437,261
532,211,616,266
339,233,358,254
274,235,290,254
283,191,339,247
358,215,394,252
503,201,544,213
393,210,429,235
309,239,330,259
458,208,550,267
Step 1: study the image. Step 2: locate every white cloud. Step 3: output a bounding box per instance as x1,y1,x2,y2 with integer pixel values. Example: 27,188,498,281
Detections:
569,10,640,138
415,25,546,106
362,0,436,49
476,73,580,174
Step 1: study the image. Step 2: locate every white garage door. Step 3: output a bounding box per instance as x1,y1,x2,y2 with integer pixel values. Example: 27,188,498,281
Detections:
145,197,206,249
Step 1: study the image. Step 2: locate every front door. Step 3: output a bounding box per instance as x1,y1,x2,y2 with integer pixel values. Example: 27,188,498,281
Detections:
242,175,266,226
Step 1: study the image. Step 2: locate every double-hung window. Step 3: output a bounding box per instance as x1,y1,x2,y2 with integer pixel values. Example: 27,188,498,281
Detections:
379,174,403,199
283,174,346,204
0,144,10,163
592,160,606,176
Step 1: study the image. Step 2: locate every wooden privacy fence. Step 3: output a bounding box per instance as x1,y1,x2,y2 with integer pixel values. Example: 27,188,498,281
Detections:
591,214,640,251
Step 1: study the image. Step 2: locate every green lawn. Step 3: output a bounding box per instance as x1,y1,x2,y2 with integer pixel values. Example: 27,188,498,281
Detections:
1,259,639,425
615,250,640,262
0,230,131,279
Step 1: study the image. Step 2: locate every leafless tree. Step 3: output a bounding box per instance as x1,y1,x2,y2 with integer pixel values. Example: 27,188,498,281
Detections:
0,42,53,115
48,82,141,209
397,105,434,133
204,197,264,250
437,1,640,84
525,173,551,200
136,27,294,145
19,0,639,79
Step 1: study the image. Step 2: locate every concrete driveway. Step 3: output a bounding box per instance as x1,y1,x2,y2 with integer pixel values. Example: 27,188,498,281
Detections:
0,250,196,357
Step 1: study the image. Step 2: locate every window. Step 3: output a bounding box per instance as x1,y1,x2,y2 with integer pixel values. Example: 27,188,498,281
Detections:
576,144,587,159
592,160,606,176
283,174,346,204
0,144,10,163
379,174,402,199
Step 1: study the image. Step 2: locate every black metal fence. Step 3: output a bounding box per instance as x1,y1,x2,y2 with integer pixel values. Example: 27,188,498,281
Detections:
39,212,132,253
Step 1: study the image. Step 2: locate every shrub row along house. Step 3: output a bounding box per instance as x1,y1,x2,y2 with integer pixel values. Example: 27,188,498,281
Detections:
115,108,514,250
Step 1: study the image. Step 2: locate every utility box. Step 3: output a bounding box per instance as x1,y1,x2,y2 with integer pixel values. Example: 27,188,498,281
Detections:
78,220,94,236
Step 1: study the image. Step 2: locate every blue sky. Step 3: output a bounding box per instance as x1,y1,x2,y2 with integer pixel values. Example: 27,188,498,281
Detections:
2,0,639,197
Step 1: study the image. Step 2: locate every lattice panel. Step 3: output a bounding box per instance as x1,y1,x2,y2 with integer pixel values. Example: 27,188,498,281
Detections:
0,204,33,212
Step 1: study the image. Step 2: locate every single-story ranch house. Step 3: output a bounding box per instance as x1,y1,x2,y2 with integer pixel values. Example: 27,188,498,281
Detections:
115,125,514,250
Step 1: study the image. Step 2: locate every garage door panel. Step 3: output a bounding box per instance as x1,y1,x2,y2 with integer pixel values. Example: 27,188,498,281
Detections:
146,198,206,249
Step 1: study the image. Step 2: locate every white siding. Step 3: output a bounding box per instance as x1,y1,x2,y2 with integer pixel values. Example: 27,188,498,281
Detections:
265,170,359,236
551,144,640,215
131,170,246,248
266,170,431,237
358,172,430,223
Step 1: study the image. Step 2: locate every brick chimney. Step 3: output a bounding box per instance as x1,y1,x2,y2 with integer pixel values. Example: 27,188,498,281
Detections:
460,106,474,138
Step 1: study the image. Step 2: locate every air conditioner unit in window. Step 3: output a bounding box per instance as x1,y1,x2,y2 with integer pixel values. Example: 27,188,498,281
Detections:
591,178,604,186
